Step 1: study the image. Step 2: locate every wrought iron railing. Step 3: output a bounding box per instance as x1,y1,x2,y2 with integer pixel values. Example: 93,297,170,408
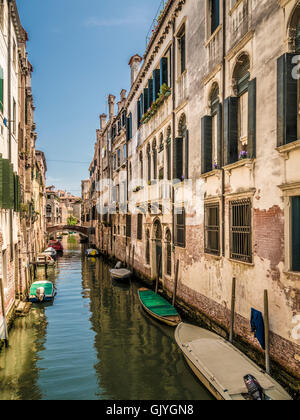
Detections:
146,0,167,46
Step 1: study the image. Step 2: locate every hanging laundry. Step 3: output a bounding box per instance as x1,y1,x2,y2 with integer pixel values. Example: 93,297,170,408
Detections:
251,309,266,350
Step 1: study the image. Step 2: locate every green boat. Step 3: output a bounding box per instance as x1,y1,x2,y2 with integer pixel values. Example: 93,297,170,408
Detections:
29,281,56,303
138,288,181,327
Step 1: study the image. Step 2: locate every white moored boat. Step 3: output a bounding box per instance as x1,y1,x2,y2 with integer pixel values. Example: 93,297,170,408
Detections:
175,323,292,401
109,268,132,281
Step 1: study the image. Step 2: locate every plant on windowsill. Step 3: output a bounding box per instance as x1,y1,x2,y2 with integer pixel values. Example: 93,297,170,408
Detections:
239,147,248,160
213,162,219,170
141,84,171,125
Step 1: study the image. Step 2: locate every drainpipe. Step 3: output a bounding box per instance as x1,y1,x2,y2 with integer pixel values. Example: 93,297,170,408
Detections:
221,0,226,257
8,0,13,260
171,18,176,251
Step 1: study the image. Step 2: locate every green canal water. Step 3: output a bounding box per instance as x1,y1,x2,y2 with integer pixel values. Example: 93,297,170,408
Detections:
0,237,213,400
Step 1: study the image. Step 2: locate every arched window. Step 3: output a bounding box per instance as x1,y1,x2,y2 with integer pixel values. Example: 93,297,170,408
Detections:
174,114,188,181
46,204,52,215
166,126,172,180
147,144,151,183
166,229,172,276
210,83,220,170
152,139,157,181
288,5,300,53
139,151,143,180
146,229,150,264
159,133,164,152
232,54,251,158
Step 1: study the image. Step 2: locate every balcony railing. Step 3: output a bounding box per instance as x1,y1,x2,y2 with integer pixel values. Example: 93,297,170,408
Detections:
146,0,168,46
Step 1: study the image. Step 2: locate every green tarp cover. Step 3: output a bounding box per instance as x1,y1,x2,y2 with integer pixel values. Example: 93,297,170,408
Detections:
139,290,178,317
30,282,53,296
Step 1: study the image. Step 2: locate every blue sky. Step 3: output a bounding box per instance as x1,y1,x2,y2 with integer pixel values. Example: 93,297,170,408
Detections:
16,0,162,196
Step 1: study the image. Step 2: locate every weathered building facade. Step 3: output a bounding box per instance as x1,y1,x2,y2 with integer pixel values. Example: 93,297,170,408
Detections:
84,0,300,394
0,0,47,343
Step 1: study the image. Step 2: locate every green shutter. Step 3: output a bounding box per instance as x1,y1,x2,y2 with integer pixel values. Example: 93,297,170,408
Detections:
248,78,257,158
174,137,183,180
137,100,141,128
143,88,149,114
0,155,3,208
140,94,144,118
148,79,153,108
2,159,10,209
185,129,189,180
0,67,3,113
13,174,20,212
224,97,238,165
160,57,168,87
277,54,298,147
292,197,300,272
9,164,14,209
217,103,223,168
153,69,160,102
201,116,213,174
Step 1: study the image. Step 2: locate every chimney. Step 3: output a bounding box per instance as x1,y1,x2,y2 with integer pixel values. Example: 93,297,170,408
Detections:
108,95,116,120
99,114,107,130
120,89,127,102
129,54,142,86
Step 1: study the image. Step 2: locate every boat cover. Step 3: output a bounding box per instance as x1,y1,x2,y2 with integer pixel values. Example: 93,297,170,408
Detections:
30,282,53,296
139,290,178,317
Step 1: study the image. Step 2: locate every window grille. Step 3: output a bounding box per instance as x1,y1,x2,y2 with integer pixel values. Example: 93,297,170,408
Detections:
230,199,252,263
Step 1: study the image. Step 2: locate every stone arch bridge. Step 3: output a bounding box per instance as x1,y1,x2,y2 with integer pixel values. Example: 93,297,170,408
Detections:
47,225,92,237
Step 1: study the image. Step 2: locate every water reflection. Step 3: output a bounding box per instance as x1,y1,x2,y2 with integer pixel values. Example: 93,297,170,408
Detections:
0,237,213,400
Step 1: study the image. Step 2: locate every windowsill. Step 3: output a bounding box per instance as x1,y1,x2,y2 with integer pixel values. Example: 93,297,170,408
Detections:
204,253,222,261
228,258,254,267
284,270,300,278
205,25,222,47
223,158,255,173
201,169,222,179
276,139,300,158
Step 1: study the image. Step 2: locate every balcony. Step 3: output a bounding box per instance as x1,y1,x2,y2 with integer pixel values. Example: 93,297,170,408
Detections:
146,0,168,46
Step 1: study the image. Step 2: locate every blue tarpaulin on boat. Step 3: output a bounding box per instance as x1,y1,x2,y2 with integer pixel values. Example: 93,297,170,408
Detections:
251,308,265,350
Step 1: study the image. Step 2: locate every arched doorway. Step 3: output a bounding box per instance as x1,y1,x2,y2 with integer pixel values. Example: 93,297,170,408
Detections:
153,219,162,278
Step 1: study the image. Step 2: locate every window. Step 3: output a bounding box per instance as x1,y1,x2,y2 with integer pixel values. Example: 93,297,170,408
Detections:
126,214,131,238
166,126,172,180
166,230,172,275
137,213,143,240
175,208,186,248
230,199,252,263
123,144,127,162
152,140,157,181
139,151,143,179
127,113,132,141
178,28,186,75
117,149,121,167
201,84,221,173
0,67,3,114
174,115,188,180
210,0,220,35
146,229,150,264
147,144,151,183
205,204,220,255
292,197,300,272
13,99,16,135
225,54,256,164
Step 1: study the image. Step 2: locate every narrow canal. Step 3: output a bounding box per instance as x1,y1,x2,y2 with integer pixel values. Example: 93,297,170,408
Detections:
0,236,213,400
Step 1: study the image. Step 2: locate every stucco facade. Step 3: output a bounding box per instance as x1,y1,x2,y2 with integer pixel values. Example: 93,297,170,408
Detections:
84,0,300,394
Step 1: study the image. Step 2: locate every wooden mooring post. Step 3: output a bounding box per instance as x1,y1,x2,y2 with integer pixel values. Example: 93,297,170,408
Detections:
229,277,236,344
172,260,179,307
155,254,162,295
0,278,8,347
132,246,135,273
264,290,271,375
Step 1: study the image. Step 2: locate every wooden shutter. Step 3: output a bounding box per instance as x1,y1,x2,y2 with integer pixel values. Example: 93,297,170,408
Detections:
277,53,298,147
217,103,223,167
143,88,149,114
140,94,144,118
201,116,213,174
160,57,168,87
2,159,11,209
148,79,153,108
0,67,3,113
224,97,238,165
292,197,300,272
167,139,171,180
175,208,186,248
126,214,131,238
185,130,189,180
137,100,141,128
137,214,143,240
129,113,132,139
180,34,186,73
248,78,257,158
153,69,160,102
174,137,183,180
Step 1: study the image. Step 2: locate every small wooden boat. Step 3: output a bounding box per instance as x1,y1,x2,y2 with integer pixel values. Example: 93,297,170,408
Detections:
48,240,64,252
29,281,56,303
110,268,132,281
138,288,181,327
86,248,100,257
36,254,55,266
43,247,57,258
175,323,292,401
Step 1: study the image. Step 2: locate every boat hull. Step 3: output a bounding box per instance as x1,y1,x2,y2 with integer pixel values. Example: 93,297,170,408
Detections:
175,323,292,401
109,269,132,282
138,288,181,327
